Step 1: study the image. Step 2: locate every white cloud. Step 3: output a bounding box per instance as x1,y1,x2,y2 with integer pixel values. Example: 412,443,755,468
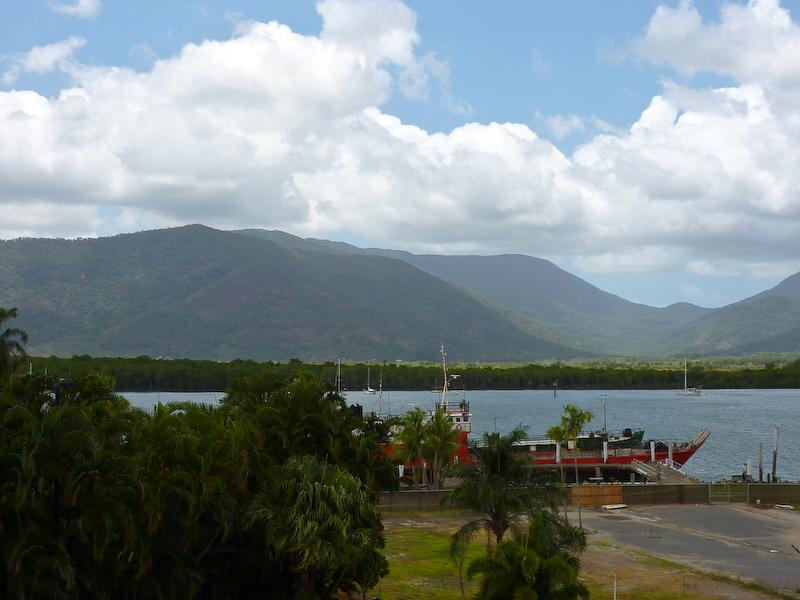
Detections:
48,0,102,19
546,114,586,139
1,0,800,281
2,36,86,84
539,113,624,141
631,0,800,90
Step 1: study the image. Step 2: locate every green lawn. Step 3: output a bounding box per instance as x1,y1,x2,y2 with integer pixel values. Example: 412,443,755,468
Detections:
374,515,484,599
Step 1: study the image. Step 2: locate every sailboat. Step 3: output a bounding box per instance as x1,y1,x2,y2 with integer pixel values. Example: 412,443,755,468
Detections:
364,365,377,394
678,357,702,396
336,358,347,399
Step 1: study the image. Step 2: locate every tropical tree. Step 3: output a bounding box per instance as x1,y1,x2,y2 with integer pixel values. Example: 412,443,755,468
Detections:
0,362,393,599
247,455,388,598
466,511,589,600
472,427,529,481
422,408,459,490
448,428,545,595
547,405,594,447
0,307,27,378
449,428,532,537
346,414,401,493
393,407,428,487
547,404,594,525
0,373,143,599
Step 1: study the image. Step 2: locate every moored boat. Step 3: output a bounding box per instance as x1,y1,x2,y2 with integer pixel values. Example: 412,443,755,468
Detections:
517,427,645,452
499,429,710,467
678,357,702,396
378,348,710,474
436,345,472,465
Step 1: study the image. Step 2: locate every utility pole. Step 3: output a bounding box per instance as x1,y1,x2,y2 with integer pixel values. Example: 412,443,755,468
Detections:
758,441,763,483
573,439,582,528
557,443,568,524
771,426,779,483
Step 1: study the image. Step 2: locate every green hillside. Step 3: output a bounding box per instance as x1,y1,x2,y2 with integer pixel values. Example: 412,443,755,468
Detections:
237,228,800,358
654,292,800,355
0,225,581,362
237,230,712,355
5,225,800,360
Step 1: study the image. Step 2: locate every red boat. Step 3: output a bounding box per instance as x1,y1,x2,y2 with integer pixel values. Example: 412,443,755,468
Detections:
388,347,710,475
506,429,710,468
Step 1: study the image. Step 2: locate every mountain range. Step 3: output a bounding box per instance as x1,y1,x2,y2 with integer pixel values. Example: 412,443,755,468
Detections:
1,224,799,361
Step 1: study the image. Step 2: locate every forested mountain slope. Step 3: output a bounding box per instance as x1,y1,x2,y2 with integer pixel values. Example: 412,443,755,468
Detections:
0,225,581,361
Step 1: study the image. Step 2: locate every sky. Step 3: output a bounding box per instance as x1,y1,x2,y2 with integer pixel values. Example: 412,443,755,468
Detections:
2,0,800,308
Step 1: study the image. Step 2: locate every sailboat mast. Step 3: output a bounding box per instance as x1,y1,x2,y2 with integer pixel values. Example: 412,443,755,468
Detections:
684,357,687,390
603,397,607,433
440,345,448,409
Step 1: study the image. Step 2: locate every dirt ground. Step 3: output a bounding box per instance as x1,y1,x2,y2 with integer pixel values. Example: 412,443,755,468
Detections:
581,540,782,600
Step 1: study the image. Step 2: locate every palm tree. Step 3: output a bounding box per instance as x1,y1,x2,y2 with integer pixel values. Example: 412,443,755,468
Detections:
448,428,548,596
422,408,458,490
547,405,594,448
547,404,594,526
467,511,589,600
393,407,428,487
0,307,27,378
472,427,528,481
246,455,388,598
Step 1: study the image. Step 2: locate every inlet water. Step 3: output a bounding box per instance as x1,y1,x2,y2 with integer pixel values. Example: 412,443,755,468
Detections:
123,388,799,482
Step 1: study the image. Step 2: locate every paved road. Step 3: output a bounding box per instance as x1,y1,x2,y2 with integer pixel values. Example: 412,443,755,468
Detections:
580,504,800,594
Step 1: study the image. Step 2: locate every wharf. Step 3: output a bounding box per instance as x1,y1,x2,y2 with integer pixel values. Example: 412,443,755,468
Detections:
530,459,701,485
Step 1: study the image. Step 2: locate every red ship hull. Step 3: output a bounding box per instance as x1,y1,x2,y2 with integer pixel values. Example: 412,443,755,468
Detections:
477,430,710,468
389,430,710,471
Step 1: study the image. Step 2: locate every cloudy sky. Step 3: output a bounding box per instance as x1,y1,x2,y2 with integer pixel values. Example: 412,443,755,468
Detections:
2,0,800,307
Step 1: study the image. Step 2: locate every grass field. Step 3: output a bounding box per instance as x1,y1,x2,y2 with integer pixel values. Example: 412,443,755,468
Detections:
374,511,787,600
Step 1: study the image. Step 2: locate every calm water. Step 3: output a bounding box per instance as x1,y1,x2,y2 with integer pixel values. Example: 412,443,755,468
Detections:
123,389,800,483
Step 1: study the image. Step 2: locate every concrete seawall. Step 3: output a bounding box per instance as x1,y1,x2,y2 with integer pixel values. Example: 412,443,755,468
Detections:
378,483,800,511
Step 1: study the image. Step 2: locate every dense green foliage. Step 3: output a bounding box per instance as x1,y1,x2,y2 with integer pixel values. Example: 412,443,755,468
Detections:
547,405,595,445
449,428,558,547
29,353,800,391
0,369,396,598
448,428,585,599
393,407,458,490
0,307,27,378
466,512,589,600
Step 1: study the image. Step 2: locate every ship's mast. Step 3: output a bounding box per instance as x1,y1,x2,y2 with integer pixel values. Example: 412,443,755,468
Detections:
440,344,448,409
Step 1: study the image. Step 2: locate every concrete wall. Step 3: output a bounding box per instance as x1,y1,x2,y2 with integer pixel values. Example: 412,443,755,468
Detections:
571,484,622,506
378,483,800,512
622,484,709,505
747,483,800,505
378,489,452,511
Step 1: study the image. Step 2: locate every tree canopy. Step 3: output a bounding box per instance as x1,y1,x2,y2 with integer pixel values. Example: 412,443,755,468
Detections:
0,307,27,378
0,368,394,598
